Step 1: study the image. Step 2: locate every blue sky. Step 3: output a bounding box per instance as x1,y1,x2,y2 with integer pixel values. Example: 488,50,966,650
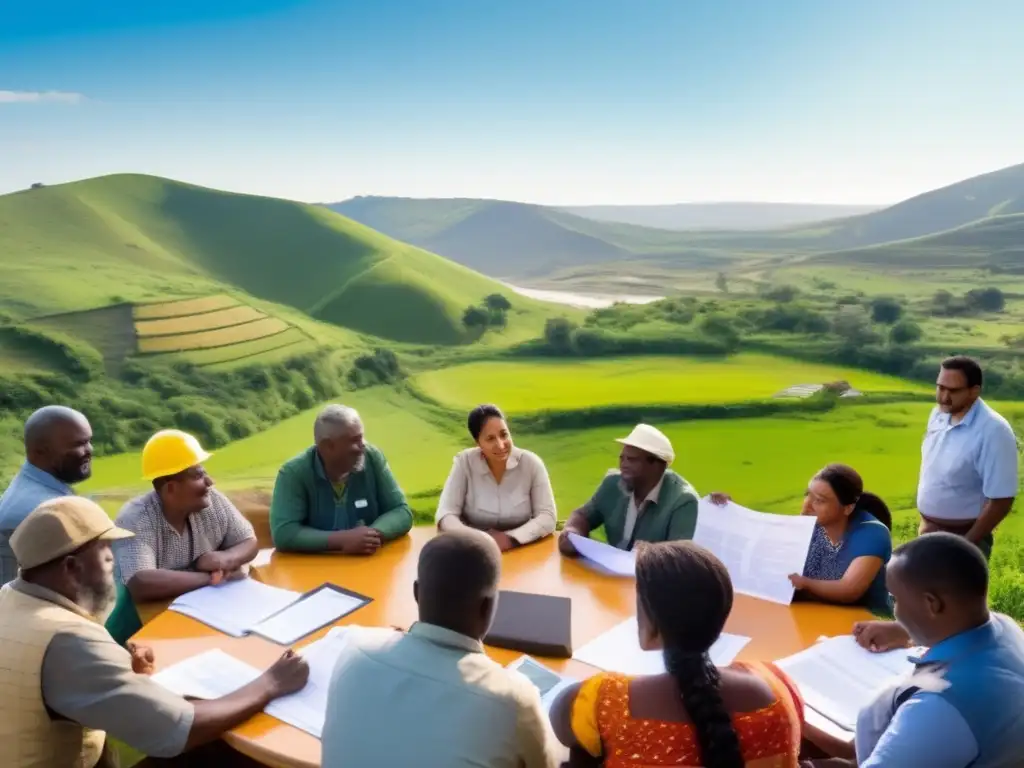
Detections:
2,0,1022,204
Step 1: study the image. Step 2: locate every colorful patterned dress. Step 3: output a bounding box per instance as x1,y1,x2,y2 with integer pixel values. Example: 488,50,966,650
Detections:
569,661,804,767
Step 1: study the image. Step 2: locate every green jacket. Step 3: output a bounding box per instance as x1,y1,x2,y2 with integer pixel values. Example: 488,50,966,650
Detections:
583,469,699,549
270,444,413,552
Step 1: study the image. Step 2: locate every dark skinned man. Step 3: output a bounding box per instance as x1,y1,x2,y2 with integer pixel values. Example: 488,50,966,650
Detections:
0,495,309,768
321,529,560,767
917,356,1018,559
804,533,1024,768
113,430,258,603
0,405,93,585
558,424,699,555
269,404,412,554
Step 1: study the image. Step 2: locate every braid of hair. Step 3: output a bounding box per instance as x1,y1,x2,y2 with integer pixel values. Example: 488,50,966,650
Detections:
663,646,744,768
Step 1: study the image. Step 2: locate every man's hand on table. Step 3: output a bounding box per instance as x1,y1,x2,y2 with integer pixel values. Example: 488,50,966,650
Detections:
261,649,310,697
853,620,912,652
195,550,237,574
334,526,382,555
558,527,582,556
127,641,156,675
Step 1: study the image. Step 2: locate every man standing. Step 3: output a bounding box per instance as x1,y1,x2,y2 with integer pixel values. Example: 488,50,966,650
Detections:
114,429,259,603
0,495,309,768
841,533,1024,767
917,356,1018,559
0,406,93,585
321,529,561,767
269,404,412,554
558,424,699,555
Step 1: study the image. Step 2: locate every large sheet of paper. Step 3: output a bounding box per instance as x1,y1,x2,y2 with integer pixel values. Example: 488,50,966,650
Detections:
507,655,577,714
253,587,370,645
265,626,356,738
693,498,816,605
775,635,917,730
151,648,261,700
567,532,636,576
168,578,301,637
573,617,750,676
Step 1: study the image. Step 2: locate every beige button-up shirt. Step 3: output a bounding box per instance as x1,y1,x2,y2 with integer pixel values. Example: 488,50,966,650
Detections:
436,448,557,545
321,622,563,768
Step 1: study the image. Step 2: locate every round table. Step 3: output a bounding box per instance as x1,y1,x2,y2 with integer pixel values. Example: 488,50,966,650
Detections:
132,527,870,767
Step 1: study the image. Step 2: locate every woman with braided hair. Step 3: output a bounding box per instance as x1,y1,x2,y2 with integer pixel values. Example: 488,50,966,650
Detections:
549,541,804,767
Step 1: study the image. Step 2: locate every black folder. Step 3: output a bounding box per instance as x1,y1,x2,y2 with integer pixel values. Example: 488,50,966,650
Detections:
484,590,572,658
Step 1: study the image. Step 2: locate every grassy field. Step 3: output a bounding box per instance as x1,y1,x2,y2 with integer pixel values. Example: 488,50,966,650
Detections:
413,354,931,413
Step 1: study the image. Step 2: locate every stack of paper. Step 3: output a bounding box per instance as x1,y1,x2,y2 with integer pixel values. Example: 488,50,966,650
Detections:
251,548,275,567
254,587,371,645
693,498,816,605
169,579,301,637
507,655,576,713
572,617,750,675
151,626,360,740
775,635,918,730
567,532,636,576
264,627,356,738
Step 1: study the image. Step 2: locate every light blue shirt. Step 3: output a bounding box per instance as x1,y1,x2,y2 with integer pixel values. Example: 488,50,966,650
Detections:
917,399,1018,522
0,462,74,584
857,692,978,767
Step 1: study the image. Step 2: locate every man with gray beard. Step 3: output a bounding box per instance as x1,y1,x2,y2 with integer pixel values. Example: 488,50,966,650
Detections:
0,496,309,768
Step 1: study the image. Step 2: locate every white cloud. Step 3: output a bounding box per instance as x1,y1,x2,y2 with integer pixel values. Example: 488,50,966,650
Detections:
0,90,85,104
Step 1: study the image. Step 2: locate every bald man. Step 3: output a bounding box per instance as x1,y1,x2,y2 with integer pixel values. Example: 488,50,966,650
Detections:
321,529,562,767
0,406,93,584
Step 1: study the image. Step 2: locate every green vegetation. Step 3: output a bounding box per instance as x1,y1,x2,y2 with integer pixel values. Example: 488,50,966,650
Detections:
413,355,928,414
0,174,561,346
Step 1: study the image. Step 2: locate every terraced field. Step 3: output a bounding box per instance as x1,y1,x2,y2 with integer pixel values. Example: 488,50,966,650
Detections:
130,294,314,363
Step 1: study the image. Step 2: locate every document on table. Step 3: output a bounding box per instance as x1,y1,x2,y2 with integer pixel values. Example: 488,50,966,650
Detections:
168,578,302,637
693,498,816,605
151,648,261,700
265,626,356,738
573,617,750,676
507,656,577,714
251,547,275,567
168,580,372,642
567,532,636,576
775,635,918,730
252,585,371,645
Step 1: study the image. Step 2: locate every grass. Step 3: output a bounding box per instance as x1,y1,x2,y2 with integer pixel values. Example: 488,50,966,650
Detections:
413,354,931,413
0,175,569,347
148,327,315,366
136,317,290,354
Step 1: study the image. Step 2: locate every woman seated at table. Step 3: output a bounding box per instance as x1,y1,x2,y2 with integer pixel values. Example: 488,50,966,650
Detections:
549,540,804,767
709,463,893,616
436,404,556,551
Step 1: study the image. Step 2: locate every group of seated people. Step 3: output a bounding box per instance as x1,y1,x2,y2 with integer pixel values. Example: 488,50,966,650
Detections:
0,401,1021,767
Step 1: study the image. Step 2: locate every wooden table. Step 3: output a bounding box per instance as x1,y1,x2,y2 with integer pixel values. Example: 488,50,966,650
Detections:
132,527,870,767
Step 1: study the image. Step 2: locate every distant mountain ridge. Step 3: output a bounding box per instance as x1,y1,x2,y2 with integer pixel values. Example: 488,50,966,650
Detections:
326,162,1024,278
561,201,881,231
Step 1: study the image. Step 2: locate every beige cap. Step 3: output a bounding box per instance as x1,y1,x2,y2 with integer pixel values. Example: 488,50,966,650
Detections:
10,496,134,570
615,423,675,464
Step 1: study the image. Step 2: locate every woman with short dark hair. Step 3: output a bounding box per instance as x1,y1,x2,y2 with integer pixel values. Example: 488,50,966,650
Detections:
435,405,556,551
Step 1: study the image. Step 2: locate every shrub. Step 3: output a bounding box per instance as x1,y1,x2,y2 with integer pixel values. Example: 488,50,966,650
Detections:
347,348,404,390
870,297,903,324
462,306,490,329
889,320,923,345
484,294,512,312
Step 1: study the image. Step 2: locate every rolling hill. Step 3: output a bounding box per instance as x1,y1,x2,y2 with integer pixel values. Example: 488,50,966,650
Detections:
561,201,881,231
328,162,1024,279
0,174,560,347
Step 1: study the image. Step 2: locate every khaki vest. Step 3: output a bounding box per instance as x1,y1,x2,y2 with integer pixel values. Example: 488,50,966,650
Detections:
0,584,107,768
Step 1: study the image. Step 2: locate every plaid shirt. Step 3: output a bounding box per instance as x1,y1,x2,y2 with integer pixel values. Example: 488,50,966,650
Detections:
112,488,255,584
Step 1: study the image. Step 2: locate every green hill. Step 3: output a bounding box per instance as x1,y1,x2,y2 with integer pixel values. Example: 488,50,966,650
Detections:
326,196,740,278
804,213,1024,269
329,163,1024,279
561,201,881,231
0,174,559,346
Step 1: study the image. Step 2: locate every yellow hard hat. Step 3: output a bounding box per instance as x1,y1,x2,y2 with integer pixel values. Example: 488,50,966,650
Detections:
141,429,212,481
